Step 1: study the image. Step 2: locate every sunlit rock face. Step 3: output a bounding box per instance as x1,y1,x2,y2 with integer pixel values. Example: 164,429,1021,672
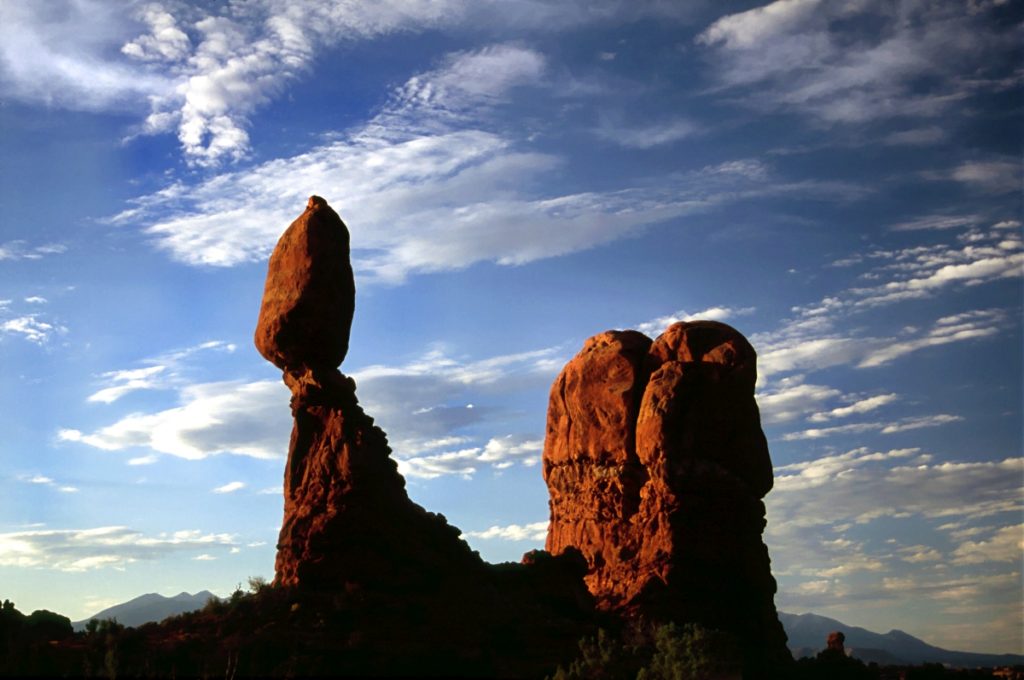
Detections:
255,195,356,374
543,320,791,670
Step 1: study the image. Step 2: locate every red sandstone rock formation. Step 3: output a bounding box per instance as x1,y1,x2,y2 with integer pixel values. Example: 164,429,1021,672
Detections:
543,320,790,669
255,196,483,590
255,200,594,676
828,631,847,654
255,195,355,373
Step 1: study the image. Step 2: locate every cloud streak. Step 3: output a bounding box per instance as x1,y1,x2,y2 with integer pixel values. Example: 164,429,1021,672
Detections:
60,380,291,460
463,521,548,542
697,0,1019,124
0,526,237,572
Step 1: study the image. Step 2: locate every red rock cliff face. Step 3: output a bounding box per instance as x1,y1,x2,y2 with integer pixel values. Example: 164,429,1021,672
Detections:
544,321,790,668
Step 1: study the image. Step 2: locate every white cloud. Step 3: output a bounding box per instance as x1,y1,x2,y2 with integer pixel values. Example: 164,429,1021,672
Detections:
60,380,291,460
0,315,66,344
769,450,1023,626
879,414,963,434
636,305,753,337
883,126,947,146
20,474,77,494
464,521,548,541
751,222,1022,386
120,4,191,62
595,116,698,149
696,0,1017,124
2,2,698,165
951,524,1024,565
770,451,1022,525
781,414,962,441
112,30,861,278
393,43,546,120
88,366,168,404
757,334,863,381
697,0,822,50
118,130,717,278
86,340,235,403
395,436,543,480
808,393,898,422
212,481,245,494
0,526,237,571
61,344,556,473
898,545,942,563
351,345,563,462
757,377,841,424
780,421,888,442
890,214,980,232
0,2,171,111
396,447,480,480
858,309,1006,367
23,296,48,304
950,160,1020,194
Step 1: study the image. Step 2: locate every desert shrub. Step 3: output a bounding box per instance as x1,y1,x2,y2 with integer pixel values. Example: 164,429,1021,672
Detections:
203,595,227,616
637,622,741,680
551,627,643,680
247,575,271,595
550,621,740,680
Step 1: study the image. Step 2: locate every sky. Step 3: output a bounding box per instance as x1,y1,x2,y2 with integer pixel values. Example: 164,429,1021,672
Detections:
0,0,1020,655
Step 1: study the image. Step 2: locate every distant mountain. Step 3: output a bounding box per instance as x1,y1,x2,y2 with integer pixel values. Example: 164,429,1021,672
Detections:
780,611,1024,669
72,591,217,631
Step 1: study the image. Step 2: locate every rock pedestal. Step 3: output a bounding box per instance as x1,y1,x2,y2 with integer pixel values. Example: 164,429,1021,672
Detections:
271,368,485,589
543,321,790,671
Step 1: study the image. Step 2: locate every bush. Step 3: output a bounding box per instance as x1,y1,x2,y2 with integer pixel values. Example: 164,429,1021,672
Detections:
247,576,271,595
638,622,741,680
550,621,741,680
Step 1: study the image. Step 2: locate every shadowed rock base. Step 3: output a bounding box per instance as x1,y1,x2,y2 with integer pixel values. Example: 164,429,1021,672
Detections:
544,320,792,675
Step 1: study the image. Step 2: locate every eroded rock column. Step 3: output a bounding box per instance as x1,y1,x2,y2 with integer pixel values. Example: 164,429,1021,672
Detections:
543,320,790,671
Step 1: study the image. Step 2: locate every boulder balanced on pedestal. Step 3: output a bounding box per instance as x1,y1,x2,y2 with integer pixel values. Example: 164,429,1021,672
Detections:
254,196,482,590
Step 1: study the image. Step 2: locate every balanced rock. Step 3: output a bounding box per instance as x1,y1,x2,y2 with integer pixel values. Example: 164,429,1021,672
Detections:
543,320,790,672
253,198,595,676
255,195,355,372
255,198,478,589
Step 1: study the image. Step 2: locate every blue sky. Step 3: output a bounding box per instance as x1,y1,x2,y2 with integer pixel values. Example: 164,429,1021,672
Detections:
0,0,1020,654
